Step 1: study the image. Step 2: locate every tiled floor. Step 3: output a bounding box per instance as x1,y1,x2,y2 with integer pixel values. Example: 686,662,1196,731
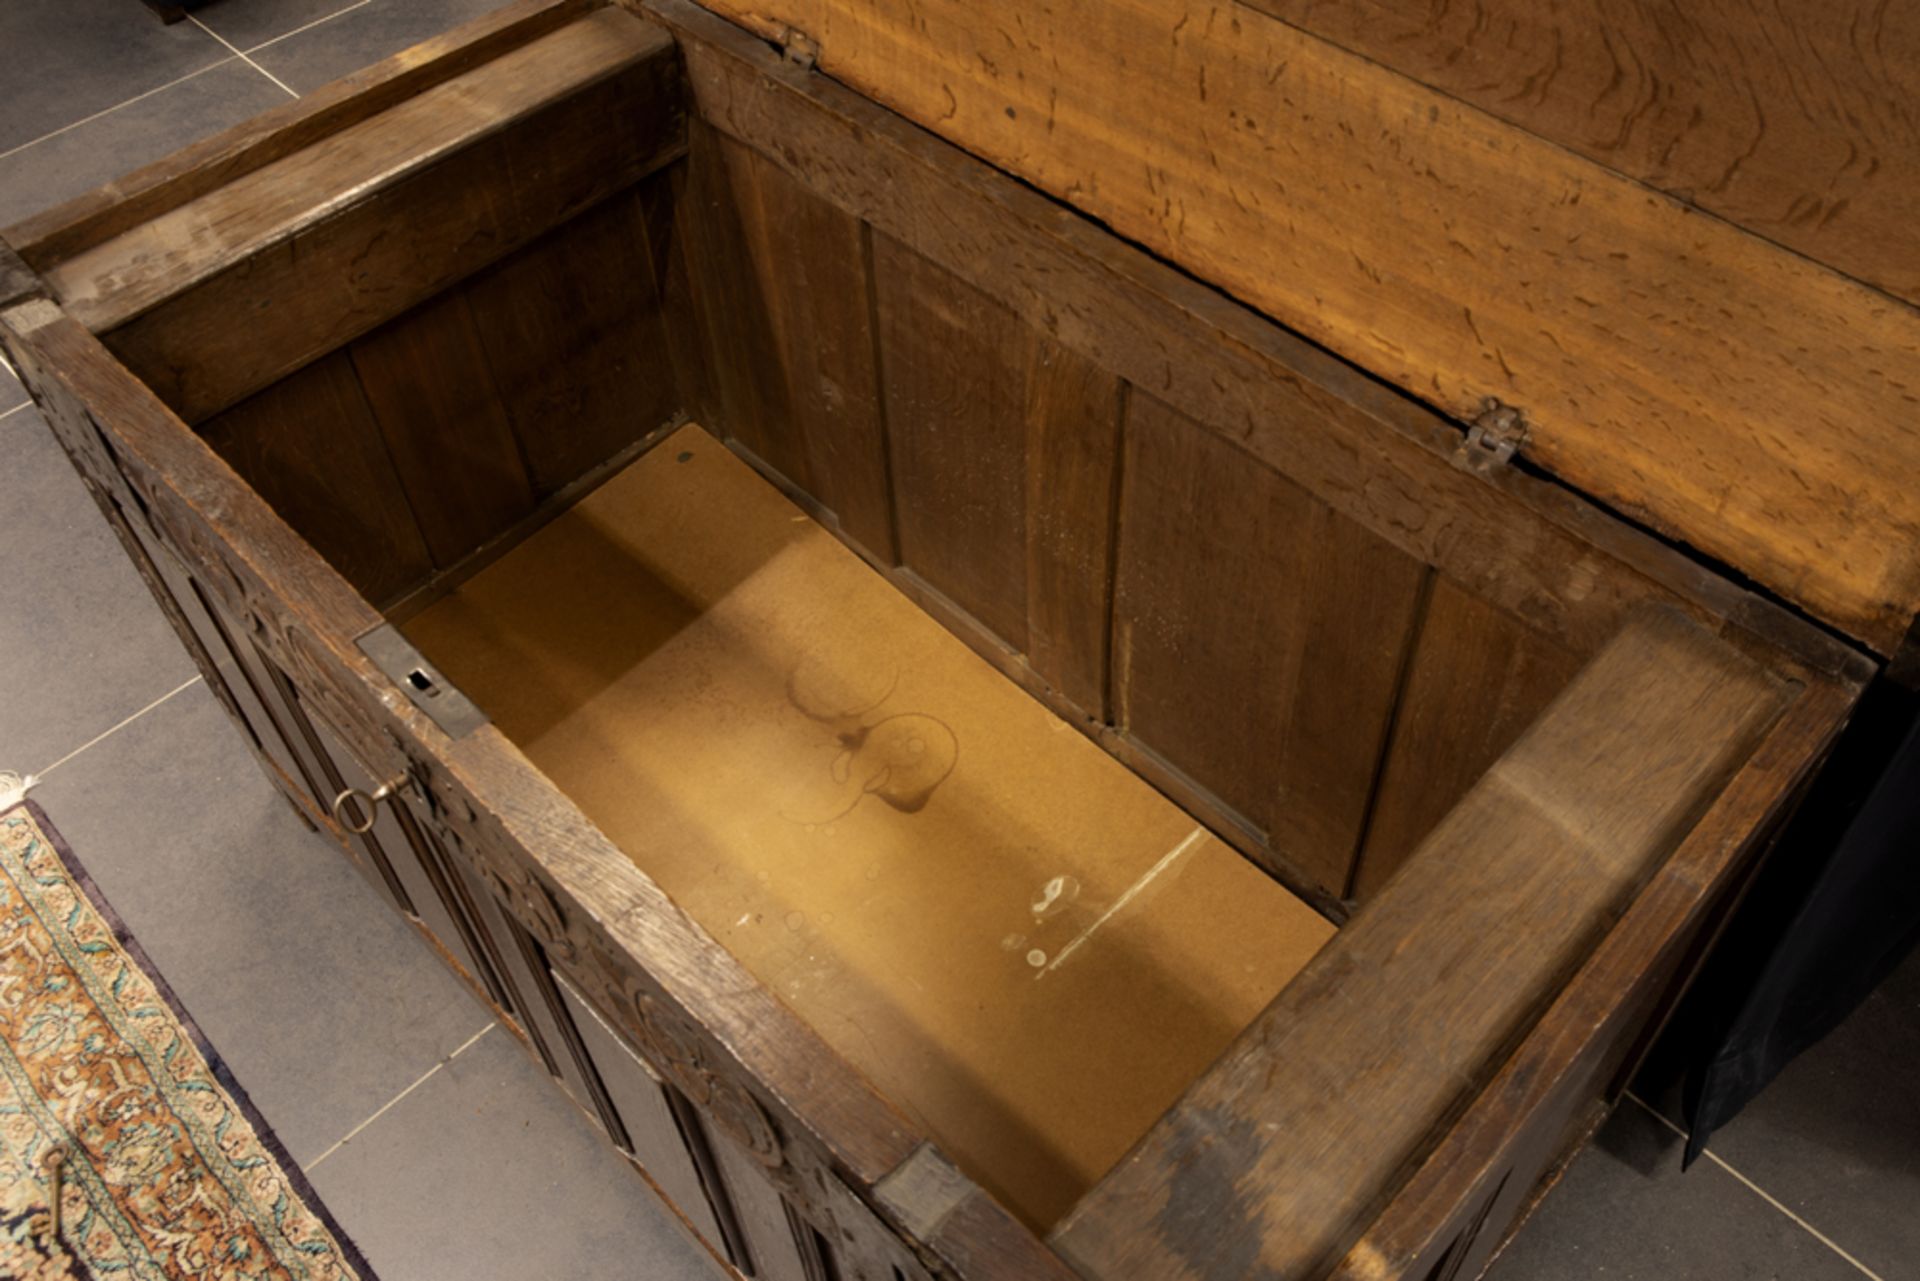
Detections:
0,2,1914,1279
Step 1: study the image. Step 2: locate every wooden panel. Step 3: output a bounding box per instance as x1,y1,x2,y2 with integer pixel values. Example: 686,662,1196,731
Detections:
456,847,602,1110
121,499,321,821
1112,393,1425,892
51,8,685,423
1053,609,1790,1280
731,147,895,559
465,186,678,499
1023,351,1124,717
555,977,730,1254
712,1132,812,1281
266,663,416,915
1329,678,1855,1281
875,236,1123,710
303,709,519,1012
672,0,1920,654
349,288,535,568
1244,0,1920,306
640,167,716,430
197,351,431,604
876,238,1031,646
1353,578,1586,900
679,123,801,482
5,0,601,266
651,1,1867,688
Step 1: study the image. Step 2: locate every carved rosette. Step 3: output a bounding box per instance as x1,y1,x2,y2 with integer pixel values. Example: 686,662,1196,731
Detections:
581,939,784,1167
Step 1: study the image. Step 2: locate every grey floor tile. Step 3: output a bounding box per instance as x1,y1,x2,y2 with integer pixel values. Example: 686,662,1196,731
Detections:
247,0,511,94
191,0,376,53
0,59,289,229
0,0,229,154
1686,947,1920,1280
30,680,492,1164
306,1028,722,1281
0,403,198,773
1485,1103,1867,1281
0,357,25,414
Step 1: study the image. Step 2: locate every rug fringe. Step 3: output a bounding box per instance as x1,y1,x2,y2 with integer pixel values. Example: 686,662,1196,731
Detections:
0,772,39,811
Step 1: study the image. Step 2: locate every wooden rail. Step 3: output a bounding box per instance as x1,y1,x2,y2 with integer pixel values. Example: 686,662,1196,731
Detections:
1055,608,1792,1279
25,4,684,423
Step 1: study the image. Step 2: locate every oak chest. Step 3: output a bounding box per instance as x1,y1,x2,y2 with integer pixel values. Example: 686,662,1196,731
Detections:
2,2,1900,1277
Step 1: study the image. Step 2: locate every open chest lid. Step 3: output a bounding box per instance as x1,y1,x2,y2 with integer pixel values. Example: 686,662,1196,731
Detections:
682,0,1920,663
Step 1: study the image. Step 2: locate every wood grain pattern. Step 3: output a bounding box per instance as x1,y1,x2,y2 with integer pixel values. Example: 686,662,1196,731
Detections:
1113,393,1425,894
730,147,896,560
349,289,536,568
876,238,1034,648
1329,675,1855,1280
197,351,432,604
1021,337,1125,719
876,235,1123,712
465,186,678,498
671,0,1920,653
1352,577,1586,901
4,0,601,267
647,0,1861,685
54,8,684,423
639,167,716,430
1245,0,1920,306
1054,609,1789,1280
677,124,804,483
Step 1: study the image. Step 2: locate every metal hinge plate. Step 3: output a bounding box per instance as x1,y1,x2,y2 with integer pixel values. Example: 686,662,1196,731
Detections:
357,623,489,740
779,24,820,69
1458,399,1530,475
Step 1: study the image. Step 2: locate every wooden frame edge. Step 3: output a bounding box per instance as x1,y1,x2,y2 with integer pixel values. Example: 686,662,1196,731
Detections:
2,0,608,268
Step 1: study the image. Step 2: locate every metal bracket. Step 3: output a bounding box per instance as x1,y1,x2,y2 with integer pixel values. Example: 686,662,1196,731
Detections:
1458,398,1530,475
779,24,820,70
357,623,489,740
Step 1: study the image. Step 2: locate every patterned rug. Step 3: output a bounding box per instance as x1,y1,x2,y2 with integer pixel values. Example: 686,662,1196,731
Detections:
0,799,375,1280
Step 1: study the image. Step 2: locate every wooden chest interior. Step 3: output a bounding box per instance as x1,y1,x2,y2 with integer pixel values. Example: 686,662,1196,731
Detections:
0,2,1877,1278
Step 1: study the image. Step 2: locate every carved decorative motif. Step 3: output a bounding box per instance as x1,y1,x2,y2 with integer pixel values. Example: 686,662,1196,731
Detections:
135,468,256,627
579,938,785,1167
399,732,789,1166
397,747,578,964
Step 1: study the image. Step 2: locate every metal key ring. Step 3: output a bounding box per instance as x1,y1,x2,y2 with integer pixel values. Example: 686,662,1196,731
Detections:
331,779,403,835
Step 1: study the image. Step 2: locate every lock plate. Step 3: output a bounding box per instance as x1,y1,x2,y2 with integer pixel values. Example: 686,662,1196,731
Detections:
357,623,489,740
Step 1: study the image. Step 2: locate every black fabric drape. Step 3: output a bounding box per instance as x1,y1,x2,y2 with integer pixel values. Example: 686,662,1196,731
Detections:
1674,677,1920,1164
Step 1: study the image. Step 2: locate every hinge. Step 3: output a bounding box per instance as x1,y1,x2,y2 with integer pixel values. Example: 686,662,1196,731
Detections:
1457,399,1530,475
357,623,489,739
779,25,819,70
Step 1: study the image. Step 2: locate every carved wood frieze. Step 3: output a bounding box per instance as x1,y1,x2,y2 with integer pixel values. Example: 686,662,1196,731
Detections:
394,733,789,1168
